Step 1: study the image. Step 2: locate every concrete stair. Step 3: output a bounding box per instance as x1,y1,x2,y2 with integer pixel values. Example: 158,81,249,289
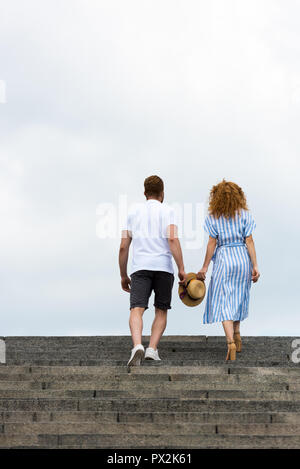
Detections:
0,336,299,448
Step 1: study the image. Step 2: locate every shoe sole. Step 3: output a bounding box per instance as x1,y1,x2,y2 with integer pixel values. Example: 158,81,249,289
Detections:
127,349,145,367
145,356,161,361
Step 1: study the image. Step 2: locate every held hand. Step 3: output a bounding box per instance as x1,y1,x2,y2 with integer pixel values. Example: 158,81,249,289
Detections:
178,270,187,285
121,275,131,292
252,266,260,283
196,267,207,281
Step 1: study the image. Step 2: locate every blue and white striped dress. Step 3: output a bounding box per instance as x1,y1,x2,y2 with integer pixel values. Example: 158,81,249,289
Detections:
203,209,256,324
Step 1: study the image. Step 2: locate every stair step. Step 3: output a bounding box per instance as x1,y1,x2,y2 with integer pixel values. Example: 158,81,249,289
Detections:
0,433,299,449
0,389,298,399
0,380,294,391
0,397,299,412
2,410,300,424
1,365,299,375
1,410,300,424
5,362,295,367
2,422,300,436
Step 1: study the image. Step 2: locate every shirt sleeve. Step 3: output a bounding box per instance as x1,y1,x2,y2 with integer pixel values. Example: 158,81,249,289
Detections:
122,212,132,235
167,207,177,226
204,215,218,238
243,211,256,237
163,207,178,238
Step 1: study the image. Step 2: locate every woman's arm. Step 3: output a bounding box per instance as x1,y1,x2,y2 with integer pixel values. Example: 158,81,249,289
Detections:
245,235,260,282
196,236,217,280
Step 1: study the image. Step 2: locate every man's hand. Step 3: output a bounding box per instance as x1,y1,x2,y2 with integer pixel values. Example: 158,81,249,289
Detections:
197,267,207,281
178,269,187,285
252,266,260,283
121,275,131,292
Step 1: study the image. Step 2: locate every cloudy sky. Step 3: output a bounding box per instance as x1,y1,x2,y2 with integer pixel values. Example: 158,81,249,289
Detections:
0,0,299,337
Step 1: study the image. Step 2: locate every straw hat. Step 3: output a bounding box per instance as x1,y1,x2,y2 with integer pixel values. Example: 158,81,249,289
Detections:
178,272,206,307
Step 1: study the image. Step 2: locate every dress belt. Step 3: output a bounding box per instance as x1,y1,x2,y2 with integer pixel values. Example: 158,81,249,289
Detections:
217,242,246,248
212,242,246,261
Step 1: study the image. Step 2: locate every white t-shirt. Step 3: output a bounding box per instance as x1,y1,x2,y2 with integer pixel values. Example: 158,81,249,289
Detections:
123,200,177,275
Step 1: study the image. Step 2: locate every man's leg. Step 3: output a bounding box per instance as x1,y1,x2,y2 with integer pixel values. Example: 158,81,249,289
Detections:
148,308,167,350
127,271,153,366
129,307,145,347
147,271,174,356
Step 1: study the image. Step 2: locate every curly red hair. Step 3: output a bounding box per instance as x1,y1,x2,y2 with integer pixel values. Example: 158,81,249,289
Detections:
208,179,248,219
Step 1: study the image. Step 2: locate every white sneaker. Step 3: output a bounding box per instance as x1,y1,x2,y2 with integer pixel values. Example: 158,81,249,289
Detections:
127,344,145,366
145,347,161,361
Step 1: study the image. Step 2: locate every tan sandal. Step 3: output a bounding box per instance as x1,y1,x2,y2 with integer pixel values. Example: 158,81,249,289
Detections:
226,341,236,361
234,332,242,353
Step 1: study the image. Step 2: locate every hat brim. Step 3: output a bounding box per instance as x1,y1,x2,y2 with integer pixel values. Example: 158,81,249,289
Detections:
178,272,206,307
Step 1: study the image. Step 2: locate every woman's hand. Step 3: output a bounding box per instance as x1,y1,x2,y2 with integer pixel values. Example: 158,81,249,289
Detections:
197,267,207,281
252,266,260,283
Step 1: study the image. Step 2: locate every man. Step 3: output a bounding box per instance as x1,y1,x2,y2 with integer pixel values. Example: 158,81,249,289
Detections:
119,175,187,366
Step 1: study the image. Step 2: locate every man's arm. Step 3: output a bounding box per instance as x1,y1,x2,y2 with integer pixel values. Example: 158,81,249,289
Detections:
119,230,132,292
167,224,187,284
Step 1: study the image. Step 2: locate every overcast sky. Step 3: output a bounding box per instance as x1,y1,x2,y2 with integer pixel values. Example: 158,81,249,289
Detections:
0,0,299,336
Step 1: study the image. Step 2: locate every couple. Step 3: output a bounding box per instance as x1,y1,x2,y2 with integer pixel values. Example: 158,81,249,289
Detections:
119,175,260,365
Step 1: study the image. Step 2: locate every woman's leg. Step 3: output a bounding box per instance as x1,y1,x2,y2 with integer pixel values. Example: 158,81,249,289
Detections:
233,320,242,352
222,320,236,360
222,320,234,342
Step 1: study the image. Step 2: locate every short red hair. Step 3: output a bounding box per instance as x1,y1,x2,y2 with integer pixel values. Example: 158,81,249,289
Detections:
144,175,164,198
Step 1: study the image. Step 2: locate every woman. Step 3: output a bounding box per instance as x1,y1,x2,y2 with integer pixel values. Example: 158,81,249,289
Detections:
197,180,260,361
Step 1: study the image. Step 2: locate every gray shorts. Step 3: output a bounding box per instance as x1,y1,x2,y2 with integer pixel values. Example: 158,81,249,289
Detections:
130,270,175,311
